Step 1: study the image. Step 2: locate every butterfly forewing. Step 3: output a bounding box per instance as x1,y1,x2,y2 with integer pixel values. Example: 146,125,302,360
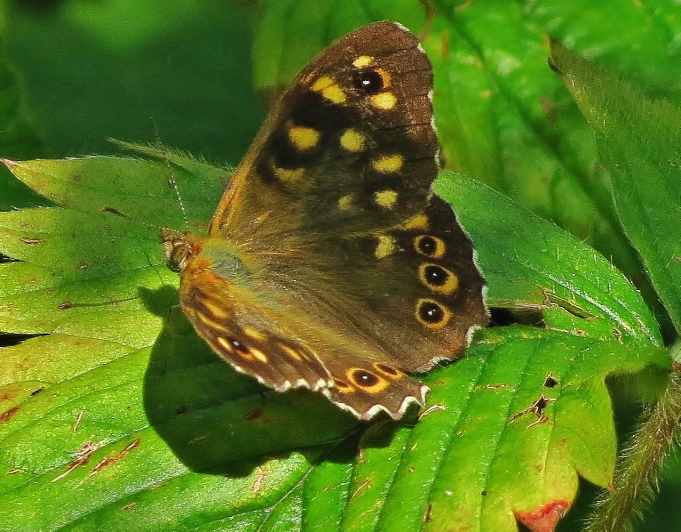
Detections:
209,22,438,239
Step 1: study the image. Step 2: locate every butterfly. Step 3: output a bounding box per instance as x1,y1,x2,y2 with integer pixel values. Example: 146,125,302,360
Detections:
162,21,488,420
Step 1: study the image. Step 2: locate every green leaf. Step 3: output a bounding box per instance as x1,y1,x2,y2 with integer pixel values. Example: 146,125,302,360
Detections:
549,42,681,335
437,173,661,346
0,155,668,530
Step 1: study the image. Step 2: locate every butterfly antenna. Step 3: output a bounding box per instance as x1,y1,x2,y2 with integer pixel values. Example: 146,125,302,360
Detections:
148,118,191,232
167,170,190,231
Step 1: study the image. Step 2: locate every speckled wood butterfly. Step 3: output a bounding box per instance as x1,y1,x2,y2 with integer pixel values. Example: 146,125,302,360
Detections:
162,21,488,420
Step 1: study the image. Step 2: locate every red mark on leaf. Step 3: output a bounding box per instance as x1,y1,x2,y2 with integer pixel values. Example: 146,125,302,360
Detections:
0,405,20,422
0,390,16,401
516,500,570,532
52,441,101,482
89,439,141,477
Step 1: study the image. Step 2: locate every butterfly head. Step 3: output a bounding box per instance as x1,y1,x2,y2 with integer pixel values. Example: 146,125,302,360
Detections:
161,227,195,273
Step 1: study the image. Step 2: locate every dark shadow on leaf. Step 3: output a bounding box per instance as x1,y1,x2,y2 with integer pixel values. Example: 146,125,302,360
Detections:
139,285,361,476
489,306,546,328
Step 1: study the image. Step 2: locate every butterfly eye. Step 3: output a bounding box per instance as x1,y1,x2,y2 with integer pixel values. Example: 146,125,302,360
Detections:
352,68,384,94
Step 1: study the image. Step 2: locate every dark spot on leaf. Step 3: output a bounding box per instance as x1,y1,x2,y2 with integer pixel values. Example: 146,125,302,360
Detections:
510,394,557,426
244,408,263,421
102,206,130,219
543,373,558,388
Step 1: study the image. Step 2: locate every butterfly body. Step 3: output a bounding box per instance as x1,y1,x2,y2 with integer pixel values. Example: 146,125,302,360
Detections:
162,22,488,420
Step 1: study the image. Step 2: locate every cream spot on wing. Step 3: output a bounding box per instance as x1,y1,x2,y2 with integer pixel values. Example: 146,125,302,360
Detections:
404,213,429,231
353,55,373,68
196,311,229,332
288,125,320,150
216,337,234,353
375,235,396,259
278,343,305,362
374,189,398,208
202,300,229,319
372,154,404,173
311,76,333,91
340,129,365,152
273,166,306,182
249,347,269,364
242,327,266,341
311,76,346,103
337,194,354,211
371,92,397,110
